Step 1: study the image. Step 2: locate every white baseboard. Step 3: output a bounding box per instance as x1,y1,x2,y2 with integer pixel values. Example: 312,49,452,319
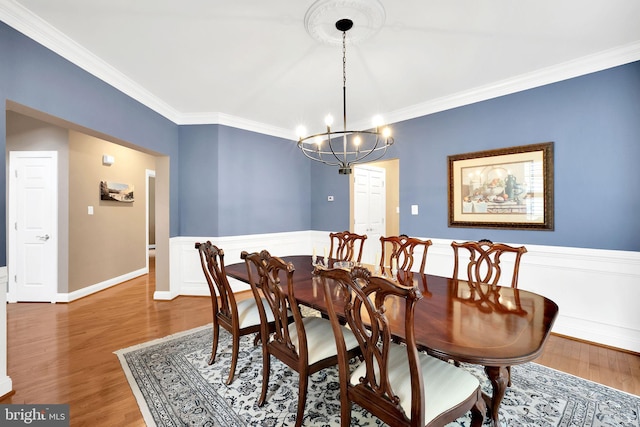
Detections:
152,290,178,300
170,233,640,353
0,376,13,398
56,268,148,302
552,314,639,352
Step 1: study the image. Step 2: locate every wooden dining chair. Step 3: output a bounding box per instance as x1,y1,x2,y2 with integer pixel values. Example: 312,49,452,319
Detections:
379,234,432,274
318,266,485,427
329,231,367,263
195,241,275,385
241,249,361,427
451,239,528,288
451,238,527,385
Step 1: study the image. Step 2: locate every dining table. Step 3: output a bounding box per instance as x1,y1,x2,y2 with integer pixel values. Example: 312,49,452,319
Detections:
224,255,559,427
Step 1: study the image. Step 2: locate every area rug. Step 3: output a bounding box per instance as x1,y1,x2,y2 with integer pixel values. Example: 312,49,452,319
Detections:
116,324,639,427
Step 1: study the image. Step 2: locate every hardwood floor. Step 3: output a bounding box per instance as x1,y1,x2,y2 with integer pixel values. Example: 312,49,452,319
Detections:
1,254,638,426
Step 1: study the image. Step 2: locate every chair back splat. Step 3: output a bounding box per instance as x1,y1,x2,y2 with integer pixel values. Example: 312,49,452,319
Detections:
379,235,432,274
451,239,527,288
329,231,367,262
318,266,485,427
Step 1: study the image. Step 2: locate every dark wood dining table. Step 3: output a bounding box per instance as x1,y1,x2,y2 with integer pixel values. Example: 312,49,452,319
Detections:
224,255,559,427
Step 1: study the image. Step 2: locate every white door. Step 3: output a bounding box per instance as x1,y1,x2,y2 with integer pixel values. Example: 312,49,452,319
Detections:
353,165,385,264
9,151,58,302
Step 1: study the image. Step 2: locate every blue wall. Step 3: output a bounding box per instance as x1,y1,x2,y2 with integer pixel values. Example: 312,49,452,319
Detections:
216,126,311,235
179,125,220,236
179,124,312,236
310,161,350,232
393,63,640,250
2,21,639,262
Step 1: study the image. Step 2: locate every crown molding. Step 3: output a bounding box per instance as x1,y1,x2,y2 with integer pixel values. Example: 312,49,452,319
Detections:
0,0,182,122
385,41,640,126
3,1,639,141
177,112,296,140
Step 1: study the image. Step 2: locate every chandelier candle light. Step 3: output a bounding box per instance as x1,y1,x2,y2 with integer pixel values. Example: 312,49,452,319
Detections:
296,18,394,175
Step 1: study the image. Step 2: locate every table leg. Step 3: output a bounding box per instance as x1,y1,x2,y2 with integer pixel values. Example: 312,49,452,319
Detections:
484,365,509,427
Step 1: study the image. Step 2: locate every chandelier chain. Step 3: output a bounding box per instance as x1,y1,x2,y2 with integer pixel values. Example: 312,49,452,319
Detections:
342,31,347,88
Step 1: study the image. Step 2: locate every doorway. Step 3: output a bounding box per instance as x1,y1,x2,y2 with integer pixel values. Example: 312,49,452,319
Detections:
8,151,58,302
351,159,400,264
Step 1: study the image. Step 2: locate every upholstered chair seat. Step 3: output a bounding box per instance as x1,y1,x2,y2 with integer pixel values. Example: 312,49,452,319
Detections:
288,317,359,365
235,297,275,329
351,344,481,425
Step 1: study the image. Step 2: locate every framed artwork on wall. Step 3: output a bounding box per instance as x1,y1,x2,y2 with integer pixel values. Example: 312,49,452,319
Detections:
448,142,554,230
100,181,134,202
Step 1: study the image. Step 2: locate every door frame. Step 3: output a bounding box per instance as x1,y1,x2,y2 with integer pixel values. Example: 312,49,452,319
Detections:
8,151,59,303
145,169,156,273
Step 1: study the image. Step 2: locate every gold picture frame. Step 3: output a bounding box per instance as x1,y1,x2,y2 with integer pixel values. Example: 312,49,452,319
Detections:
448,142,554,230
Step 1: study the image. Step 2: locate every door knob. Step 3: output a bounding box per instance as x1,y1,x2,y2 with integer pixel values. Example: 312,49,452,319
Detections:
36,234,50,241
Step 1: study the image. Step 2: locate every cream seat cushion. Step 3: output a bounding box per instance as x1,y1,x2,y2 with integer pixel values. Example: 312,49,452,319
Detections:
236,297,275,329
287,317,359,365
350,344,480,425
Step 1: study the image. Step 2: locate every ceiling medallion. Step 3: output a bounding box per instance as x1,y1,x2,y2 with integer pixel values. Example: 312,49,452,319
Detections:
304,0,386,45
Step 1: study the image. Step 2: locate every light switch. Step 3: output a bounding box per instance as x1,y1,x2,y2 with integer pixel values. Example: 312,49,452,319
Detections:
411,205,419,215
88,206,94,215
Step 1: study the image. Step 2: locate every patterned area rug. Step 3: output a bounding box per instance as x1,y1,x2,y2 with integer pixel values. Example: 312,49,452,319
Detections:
116,324,639,427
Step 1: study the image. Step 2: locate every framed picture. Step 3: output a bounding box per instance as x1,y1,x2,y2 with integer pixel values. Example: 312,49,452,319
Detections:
100,181,134,202
448,142,553,230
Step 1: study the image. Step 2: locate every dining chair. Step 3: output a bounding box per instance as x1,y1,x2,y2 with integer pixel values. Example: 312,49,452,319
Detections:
241,249,361,427
318,266,486,427
451,239,528,289
451,238,527,385
196,241,275,385
379,234,432,274
329,231,367,263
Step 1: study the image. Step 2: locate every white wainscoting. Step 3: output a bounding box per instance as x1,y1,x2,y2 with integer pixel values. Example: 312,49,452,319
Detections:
169,232,640,353
168,231,324,298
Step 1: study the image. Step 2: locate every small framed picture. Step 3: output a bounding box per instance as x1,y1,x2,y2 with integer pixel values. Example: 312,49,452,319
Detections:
100,181,134,202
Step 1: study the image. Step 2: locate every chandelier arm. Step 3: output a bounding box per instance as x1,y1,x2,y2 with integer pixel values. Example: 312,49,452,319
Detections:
349,133,387,163
297,138,342,166
301,151,340,166
349,139,394,166
328,129,350,166
298,147,342,167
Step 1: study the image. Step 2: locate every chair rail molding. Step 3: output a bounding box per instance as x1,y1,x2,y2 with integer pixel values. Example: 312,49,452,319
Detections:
170,233,640,353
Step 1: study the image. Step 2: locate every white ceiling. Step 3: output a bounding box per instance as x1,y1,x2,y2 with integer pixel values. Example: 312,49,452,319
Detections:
2,0,640,139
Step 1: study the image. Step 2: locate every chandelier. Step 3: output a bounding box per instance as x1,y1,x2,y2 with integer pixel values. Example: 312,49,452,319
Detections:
296,18,394,175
